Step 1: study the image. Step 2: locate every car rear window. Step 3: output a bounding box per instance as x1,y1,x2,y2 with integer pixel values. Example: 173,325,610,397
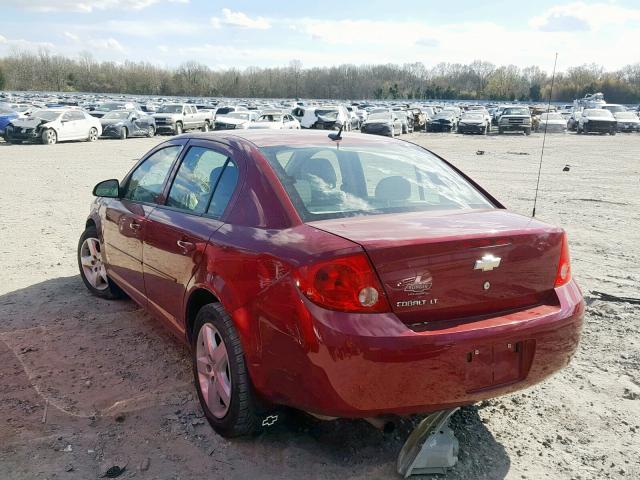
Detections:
260,142,494,221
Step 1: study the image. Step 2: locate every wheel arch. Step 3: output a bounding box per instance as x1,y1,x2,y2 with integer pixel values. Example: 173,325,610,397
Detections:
185,287,220,344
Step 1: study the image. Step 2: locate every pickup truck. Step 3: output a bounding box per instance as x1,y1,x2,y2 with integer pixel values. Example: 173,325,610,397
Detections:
152,104,213,135
497,106,532,135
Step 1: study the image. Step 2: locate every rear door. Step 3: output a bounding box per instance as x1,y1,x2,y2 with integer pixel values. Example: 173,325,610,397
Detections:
101,142,184,305
142,141,241,331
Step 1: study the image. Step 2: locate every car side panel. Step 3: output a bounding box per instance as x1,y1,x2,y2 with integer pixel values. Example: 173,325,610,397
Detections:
143,208,223,334
100,199,154,306
185,222,362,380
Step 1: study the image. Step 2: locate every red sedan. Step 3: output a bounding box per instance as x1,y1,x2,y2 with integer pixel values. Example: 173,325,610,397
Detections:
78,130,583,437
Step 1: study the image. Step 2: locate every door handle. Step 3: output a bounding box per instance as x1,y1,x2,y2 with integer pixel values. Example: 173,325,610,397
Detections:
177,239,195,254
129,221,141,230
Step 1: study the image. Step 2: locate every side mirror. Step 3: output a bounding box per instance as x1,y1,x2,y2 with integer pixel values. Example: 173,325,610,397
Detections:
131,117,138,121
93,179,120,198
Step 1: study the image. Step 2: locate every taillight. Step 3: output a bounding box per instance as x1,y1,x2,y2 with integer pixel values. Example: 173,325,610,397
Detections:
554,233,571,287
296,253,390,313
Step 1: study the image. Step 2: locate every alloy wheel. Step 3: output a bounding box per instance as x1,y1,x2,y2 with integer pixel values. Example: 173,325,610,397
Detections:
79,237,109,291
196,323,232,418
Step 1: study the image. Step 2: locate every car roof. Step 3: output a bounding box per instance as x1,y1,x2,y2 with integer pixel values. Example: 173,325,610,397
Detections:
178,129,403,148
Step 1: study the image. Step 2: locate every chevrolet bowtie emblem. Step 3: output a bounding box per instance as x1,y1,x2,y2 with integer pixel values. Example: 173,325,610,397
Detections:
474,254,501,272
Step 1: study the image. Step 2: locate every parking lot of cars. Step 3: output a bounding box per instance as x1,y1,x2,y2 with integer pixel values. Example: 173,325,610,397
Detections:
1,91,638,146
0,127,638,480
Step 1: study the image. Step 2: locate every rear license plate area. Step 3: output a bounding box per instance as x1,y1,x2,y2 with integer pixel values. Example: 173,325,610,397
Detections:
465,340,532,392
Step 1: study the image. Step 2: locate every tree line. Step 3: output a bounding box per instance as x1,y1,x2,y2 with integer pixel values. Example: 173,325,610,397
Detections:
1,50,639,103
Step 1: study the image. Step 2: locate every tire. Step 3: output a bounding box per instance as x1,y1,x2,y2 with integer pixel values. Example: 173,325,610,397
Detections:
192,303,261,437
524,127,531,136
202,121,210,132
41,128,57,145
88,127,99,142
147,125,155,137
610,129,616,136
498,127,504,134
175,122,183,135
120,127,128,140
77,225,125,300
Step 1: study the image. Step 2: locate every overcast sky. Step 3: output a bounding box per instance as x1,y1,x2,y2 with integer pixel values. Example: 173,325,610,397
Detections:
0,1,639,72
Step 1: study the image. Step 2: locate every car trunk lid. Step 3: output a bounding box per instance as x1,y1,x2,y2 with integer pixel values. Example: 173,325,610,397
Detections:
309,209,563,325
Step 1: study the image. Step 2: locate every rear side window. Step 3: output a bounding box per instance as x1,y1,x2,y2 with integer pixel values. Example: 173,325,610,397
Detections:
261,143,494,221
208,160,239,217
123,146,181,203
166,147,229,214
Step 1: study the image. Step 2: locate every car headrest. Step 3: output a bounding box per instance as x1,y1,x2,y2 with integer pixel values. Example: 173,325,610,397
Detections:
299,158,337,188
375,176,411,202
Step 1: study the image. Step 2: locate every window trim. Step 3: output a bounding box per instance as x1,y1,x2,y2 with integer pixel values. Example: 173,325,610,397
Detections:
156,139,242,220
119,141,186,207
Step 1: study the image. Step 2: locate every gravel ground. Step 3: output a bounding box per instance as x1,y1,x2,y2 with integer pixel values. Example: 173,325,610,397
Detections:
0,131,638,480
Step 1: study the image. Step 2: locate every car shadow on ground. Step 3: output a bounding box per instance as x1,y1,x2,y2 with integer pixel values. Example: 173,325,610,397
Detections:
0,275,510,479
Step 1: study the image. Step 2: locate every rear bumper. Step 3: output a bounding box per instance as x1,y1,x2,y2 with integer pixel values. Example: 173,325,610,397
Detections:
251,280,583,418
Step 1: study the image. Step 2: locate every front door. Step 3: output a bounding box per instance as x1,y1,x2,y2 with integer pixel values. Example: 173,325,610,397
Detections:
59,111,82,140
143,143,240,332
130,111,146,136
102,144,183,305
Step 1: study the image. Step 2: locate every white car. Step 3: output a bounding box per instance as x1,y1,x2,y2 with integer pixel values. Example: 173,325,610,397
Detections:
5,108,102,145
536,113,567,133
614,111,640,132
247,113,301,130
213,111,259,130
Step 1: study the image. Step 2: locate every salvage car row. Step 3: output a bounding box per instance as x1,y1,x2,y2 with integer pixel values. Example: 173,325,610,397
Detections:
1,92,639,145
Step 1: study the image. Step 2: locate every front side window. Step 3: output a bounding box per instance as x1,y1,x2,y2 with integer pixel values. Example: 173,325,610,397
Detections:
167,147,230,213
123,146,182,203
261,142,494,221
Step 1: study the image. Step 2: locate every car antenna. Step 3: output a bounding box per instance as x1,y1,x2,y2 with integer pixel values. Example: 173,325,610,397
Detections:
532,52,558,218
328,123,344,142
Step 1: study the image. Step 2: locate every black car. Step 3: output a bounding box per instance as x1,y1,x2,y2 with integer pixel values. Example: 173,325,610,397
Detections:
100,110,156,139
89,101,140,118
360,112,402,137
457,113,490,134
426,111,458,132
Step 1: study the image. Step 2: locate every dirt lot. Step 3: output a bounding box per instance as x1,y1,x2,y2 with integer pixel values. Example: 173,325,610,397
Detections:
0,131,638,480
